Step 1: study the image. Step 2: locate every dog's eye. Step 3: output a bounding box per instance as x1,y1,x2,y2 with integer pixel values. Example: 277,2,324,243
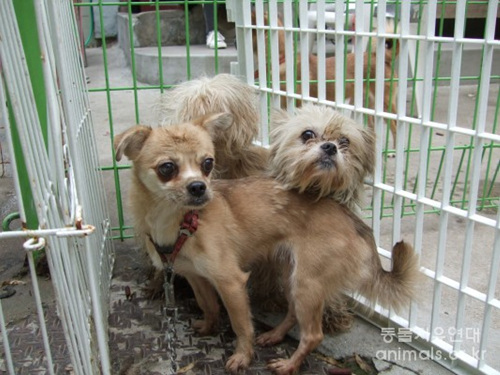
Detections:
301,130,316,142
202,158,214,175
157,162,177,180
338,136,350,148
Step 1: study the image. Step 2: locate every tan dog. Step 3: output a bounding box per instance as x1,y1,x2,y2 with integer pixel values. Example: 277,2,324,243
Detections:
269,103,375,211
114,114,419,374
253,13,399,148
156,74,268,179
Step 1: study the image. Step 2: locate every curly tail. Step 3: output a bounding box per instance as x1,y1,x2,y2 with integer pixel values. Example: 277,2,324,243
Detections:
362,241,420,312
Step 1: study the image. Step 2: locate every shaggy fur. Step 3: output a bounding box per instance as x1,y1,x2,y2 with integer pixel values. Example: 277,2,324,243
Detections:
253,13,399,147
269,104,375,210
114,118,419,374
156,74,268,179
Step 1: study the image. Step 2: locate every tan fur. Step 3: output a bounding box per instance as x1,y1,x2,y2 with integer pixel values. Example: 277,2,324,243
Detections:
114,120,419,374
269,104,375,210
151,76,361,331
156,74,269,178
253,14,399,148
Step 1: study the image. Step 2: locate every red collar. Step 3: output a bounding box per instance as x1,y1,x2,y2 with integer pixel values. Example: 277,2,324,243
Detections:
149,210,199,264
254,56,286,79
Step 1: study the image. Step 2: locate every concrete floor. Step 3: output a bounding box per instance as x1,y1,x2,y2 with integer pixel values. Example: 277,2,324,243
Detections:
0,44,498,374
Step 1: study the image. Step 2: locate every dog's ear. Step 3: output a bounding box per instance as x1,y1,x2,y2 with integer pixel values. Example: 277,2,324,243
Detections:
114,125,152,161
251,11,269,25
271,108,290,124
193,112,234,137
269,108,290,141
360,127,376,175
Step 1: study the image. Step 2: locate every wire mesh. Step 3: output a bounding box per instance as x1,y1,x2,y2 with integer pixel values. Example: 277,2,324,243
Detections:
0,0,114,374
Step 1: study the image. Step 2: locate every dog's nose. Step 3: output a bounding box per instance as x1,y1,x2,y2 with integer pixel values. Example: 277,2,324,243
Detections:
187,181,207,197
321,142,337,156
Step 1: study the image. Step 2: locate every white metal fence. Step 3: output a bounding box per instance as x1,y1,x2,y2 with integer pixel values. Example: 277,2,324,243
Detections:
0,1,114,374
228,1,500,374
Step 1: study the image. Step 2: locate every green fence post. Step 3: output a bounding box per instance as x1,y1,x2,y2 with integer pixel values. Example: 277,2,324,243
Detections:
5,0,48,230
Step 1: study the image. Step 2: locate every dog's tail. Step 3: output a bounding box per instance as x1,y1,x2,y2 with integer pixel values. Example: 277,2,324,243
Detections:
362,241,420,312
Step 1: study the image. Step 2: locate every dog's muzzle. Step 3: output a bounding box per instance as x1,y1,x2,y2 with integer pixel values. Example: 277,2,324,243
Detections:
187,181,206,198
321,142,337,156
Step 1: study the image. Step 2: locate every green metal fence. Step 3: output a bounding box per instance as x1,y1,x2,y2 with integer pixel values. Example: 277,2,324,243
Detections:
76,0,499,240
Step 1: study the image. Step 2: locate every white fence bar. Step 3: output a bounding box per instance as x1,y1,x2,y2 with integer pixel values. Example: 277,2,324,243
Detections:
0,299,14,375
46,1,114,373
316,0,327,104
282,0,294,111
0,36,21,375
334,0,346,109
371,0,386,245
298,0,310,105
353,0,367,126
0,4,59,373
416,0,439,344
475,1,499,371
440,0,465,358
269,0,282,108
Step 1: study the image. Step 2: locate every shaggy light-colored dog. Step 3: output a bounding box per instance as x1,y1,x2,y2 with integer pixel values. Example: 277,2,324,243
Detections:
156,74,268,179
114,114,419,374
269,103,375,211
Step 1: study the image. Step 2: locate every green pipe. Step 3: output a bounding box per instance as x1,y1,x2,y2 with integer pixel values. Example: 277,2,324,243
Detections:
126,2,141,124
155,0,165,92
2,212,21,232
9,0,49,230
97,1,127,241
479,87,500,209
85,0,95,47
184,1,192,79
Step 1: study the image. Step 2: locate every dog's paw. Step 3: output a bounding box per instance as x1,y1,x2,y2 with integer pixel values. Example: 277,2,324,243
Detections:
225,352,251,373
267,358,297,374
256,331,284,346
191,319,216,336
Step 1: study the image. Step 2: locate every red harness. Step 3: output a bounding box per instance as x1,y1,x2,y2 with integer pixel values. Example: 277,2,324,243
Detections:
149,210,199,264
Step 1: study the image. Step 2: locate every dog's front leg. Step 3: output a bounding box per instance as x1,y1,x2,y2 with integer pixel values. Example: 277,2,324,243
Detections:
213,271,254,373
184,274,220,335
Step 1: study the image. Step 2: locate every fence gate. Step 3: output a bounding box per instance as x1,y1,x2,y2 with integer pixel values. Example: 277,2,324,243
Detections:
0,1,114,374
